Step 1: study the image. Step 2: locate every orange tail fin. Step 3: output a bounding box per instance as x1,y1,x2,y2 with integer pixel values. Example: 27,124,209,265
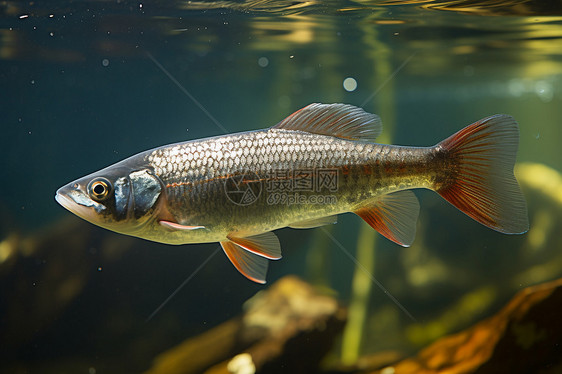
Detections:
436,115,529,234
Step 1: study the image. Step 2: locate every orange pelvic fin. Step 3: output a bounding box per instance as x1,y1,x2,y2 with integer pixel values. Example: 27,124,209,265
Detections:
436,114,529,234
227,232,282,260
354,190,420,247
220,240,269,284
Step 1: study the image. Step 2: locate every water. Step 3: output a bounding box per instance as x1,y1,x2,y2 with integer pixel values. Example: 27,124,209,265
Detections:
1,1,561,372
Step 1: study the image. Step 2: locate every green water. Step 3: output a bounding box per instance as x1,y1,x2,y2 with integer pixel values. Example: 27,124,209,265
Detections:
1,1,561,372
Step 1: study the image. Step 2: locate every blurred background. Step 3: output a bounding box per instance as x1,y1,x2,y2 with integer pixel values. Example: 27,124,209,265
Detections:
1,0,561,373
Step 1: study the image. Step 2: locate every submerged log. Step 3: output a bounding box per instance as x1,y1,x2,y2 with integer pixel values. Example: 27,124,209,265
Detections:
145,276,347,374
370,277,562,374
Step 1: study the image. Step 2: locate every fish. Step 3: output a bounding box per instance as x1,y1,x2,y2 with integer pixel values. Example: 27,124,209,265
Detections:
55,103,529,283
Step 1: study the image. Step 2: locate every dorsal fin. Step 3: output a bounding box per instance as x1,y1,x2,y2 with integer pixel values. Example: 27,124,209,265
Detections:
272,103,382,142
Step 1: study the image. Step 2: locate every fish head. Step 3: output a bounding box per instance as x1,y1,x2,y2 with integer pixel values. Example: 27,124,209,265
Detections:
55,161,164,235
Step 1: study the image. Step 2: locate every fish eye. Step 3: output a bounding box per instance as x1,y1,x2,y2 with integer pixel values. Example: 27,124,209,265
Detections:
87,178,113,201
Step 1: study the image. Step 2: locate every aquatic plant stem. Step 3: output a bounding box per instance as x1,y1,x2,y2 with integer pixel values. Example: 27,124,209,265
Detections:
306,224,334,289
341,224,377,364
340,20,404,362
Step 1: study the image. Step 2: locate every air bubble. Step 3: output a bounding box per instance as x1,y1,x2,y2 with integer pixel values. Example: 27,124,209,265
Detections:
343,77,357,92
258,57,269,67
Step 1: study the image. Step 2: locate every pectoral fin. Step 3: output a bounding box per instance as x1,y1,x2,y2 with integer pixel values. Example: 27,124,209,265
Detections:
220,241,269,284
288,215,338,229
159,220,206,230
354,191,420,247
227,232,282,260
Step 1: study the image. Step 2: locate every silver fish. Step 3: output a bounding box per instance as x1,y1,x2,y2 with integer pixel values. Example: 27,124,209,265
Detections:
55,103,529,283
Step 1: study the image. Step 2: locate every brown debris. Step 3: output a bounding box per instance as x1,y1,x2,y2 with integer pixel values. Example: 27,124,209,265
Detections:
370,278,562,374
145,276,347,374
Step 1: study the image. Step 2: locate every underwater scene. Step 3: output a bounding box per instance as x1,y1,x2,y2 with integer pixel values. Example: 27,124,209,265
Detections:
1,0,562,373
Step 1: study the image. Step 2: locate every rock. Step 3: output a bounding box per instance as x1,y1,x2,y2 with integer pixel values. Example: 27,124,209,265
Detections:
145,276,347,374
369,277,562,374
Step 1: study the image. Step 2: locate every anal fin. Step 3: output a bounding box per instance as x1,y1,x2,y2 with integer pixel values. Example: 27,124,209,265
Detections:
220,241,270,284
354,191,420,247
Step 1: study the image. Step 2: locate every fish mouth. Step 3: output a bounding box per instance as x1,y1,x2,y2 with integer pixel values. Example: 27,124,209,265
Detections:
55,189,71,210
55,186,103,224
55,189,74,211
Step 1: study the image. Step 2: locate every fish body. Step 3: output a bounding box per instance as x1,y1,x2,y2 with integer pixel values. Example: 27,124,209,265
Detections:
55,104,529,283
144,129,433,244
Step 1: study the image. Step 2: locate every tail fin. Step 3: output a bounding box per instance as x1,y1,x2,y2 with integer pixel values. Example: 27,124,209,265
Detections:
436,115,529,234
